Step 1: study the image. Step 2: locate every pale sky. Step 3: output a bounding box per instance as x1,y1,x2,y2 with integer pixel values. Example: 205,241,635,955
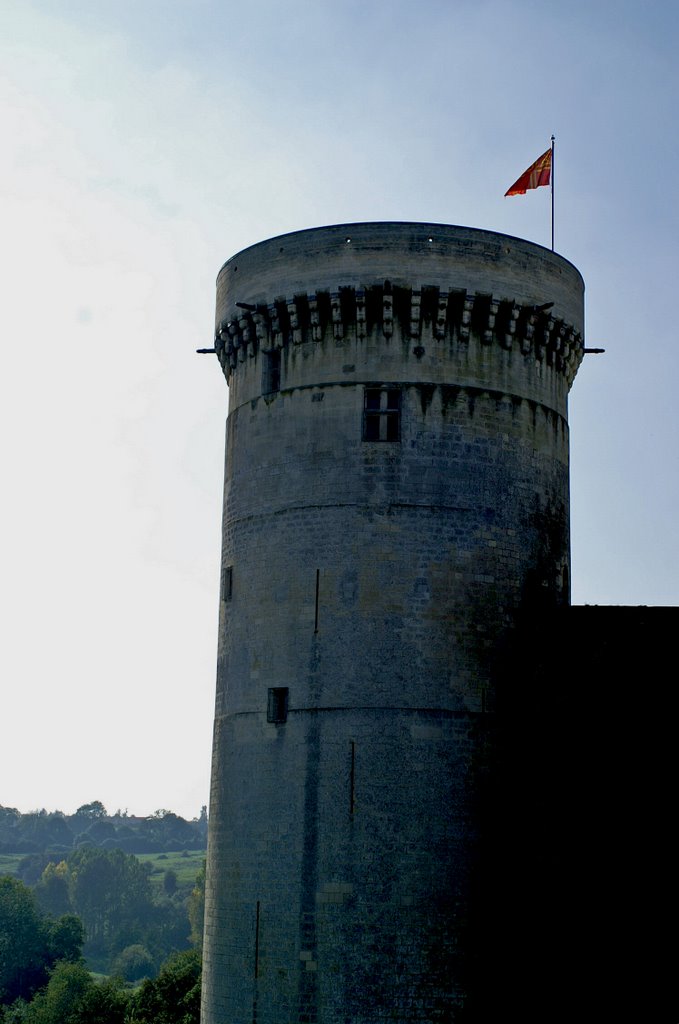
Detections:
2,0,677,819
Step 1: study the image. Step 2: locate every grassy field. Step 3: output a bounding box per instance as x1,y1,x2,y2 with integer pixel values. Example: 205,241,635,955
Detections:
0,850,205,891
0,853,23,876
137,850,205,894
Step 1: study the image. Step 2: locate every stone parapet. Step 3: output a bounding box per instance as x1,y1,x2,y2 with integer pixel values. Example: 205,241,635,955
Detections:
215,282,583,388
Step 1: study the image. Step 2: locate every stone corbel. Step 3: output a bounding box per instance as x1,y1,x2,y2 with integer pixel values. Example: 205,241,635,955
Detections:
568,332,583,370
536,317,554,362
383,284,393,338
331,292,343,340
410,290,421,339
215,321,227,355
561,326,575,366
238,316,250,347
227,320,240,353
503,303,519,350
268,304,284,350
435,290,448,340
355,289,366,339
238,316,256,358
550,322,565,370
522,310,537,355
287,300,302,345
460,294,474,342
483,298,499,345
308,294,322,342
253,311,270,352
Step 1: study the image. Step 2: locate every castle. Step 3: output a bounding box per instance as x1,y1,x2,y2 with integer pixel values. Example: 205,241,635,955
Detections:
200,223,675,1023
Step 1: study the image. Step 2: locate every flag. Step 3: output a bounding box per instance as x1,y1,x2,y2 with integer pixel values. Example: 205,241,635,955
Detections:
505,148,552,196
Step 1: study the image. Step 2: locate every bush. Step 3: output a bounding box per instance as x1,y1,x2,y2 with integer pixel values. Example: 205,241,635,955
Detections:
112,944,155,982
162,870,177,897
129,949,200,1024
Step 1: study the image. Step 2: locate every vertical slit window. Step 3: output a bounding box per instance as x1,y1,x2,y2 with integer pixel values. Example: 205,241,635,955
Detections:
363,387,401,441
267,687,289,724
221,565,233,602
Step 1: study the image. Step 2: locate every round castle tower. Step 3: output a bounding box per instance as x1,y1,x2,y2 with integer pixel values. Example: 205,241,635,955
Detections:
202,223,584,1024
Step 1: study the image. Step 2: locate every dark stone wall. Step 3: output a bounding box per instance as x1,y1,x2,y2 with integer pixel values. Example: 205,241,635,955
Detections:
471,605,679,1023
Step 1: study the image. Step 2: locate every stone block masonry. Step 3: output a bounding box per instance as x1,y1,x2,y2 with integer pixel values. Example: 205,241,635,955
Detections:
201,223,584,1023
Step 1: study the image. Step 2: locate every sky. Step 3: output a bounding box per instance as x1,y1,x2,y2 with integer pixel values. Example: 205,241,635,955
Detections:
1,0,678,819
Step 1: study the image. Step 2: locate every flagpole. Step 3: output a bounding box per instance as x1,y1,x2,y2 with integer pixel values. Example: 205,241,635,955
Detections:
551,134,555,251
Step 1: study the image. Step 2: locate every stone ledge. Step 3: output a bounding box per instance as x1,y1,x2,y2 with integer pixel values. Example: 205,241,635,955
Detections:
214,283,583,387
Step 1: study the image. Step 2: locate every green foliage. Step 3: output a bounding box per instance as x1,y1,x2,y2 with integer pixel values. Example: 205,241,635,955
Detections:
44,916,84,965
2,997,30,1023
0,876,48,1004
0,880,200,1022
83,822,115,844
7,846,204,982
34,864,70,917
163,870,178,897
128,949,201,1024
187,863,205,949
72,977,129,1024
2,827,207,994
66,848,152,955
73,803,107,821
15,962,129,1024
20,961,91,1024
0,877,83,1006
111,944,154,982
1,806,206,857
16,858,51,887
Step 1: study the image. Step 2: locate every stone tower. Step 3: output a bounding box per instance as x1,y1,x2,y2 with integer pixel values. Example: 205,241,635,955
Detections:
201,223,584,1023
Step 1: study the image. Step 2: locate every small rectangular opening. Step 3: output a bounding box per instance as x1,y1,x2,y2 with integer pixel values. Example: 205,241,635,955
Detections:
267,687,289,724
263,350,281,394
221,564,233,602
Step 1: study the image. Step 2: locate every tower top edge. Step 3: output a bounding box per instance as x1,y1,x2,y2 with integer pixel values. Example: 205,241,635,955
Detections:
217,222,584,287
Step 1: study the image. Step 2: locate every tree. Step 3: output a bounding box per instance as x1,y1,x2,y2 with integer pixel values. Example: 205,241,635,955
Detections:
0,877,82,1007
163,870,178,897
129,949,200,1024
73,803,106,821
44,916,83,966
140,897,189,964
112,944,155,982
16,815,73,853
0,876,48,1004
16,857,50,887
35,863,70,918
0,807,20,843
20,961,91,1024
66,848,152,956
138,814,197,851
83,821,115,845
17,962,129,1024
187,863,205,949
192,807,208,840
74,977,129,1024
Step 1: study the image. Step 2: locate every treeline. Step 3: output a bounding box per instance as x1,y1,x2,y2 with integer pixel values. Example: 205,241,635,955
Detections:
0,802,207,856
0,875,201,1023
29,846,205,971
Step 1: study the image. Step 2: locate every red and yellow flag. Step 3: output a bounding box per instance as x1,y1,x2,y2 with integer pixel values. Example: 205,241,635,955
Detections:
505,148,552,196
